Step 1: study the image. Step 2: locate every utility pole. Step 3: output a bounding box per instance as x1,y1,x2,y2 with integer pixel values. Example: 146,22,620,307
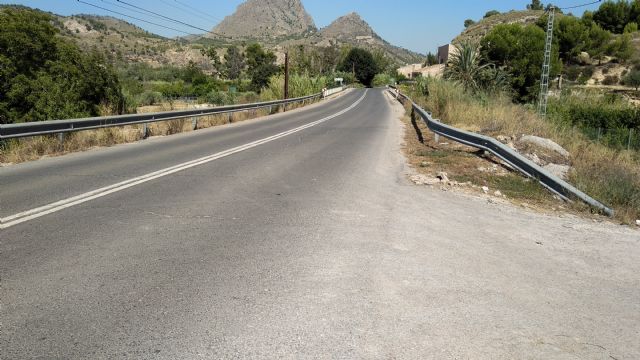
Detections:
284,52,289,100
538,6,555,118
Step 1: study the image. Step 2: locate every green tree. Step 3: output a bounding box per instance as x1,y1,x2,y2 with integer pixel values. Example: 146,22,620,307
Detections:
0,7,123,124
371,49,393,75
484,10,500,18
527,0,544,10
245,43,278,92
607,33,634,62
223,46,245,80
200,47,222,77
424,52,438,66
593,0,631,34
464,19,475,28
623,69,640,90
555,16,590,62
481,23,561,101
586,23,612,64
338,48,378,87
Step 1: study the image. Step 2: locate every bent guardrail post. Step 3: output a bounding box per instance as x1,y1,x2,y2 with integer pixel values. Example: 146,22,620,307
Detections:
388,89,614,217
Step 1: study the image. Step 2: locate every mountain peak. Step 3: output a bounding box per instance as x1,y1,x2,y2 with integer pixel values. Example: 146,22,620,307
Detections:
212,0,316,39
320,12,377,41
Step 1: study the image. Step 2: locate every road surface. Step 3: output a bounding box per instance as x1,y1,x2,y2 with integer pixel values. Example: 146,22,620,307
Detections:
1,88,639,359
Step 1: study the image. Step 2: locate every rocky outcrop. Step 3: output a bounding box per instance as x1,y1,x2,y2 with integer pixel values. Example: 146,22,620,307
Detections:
212,0,316,39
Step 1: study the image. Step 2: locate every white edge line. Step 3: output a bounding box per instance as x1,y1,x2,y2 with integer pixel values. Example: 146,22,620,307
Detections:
0,90,368,229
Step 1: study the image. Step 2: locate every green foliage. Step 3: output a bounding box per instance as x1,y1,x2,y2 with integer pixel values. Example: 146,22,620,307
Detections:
464,19,475,28
624,22,638,33
372,73,394,87
593,0,633,34
607,33,634,62
548,93,640,129
223,46,245,80
245,43,278,92
200,46,222,77
555,16,591,61
623,69,640,89
0,7,124,123
484,10,500,18
201,90,236,105
424,52,438,66
137,90,164,106
260,73,328,100
481,24,561,101
444,42,489,91
338,48,378,87
527,0,544,10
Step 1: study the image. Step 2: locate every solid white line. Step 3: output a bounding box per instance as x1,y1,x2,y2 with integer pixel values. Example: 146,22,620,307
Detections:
0,90,368,230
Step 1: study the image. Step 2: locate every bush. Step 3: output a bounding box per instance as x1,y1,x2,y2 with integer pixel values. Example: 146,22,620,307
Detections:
565,66,582,81
137,91,164,106
372,73,394,87
201,90,235,105
602,75,619,85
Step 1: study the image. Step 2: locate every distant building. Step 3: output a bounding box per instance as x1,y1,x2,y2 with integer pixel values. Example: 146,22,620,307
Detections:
437,44,458,64
397,63,445,80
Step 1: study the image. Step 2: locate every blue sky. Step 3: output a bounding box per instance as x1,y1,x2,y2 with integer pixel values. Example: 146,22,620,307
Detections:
1,1,602,55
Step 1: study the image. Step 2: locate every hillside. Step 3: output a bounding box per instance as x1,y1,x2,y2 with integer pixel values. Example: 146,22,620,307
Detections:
280,12,423,65
1,3,422,69
211,0,316,40
454,10,544,44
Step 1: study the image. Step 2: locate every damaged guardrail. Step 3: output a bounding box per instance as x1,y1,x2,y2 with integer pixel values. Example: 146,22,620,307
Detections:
388,86,614,217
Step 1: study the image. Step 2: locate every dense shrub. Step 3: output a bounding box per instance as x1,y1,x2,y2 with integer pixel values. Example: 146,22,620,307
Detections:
602,74,619,85
0,7,124,123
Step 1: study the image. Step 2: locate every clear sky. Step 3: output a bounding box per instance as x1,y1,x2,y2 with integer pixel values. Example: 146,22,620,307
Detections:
0,0,603,55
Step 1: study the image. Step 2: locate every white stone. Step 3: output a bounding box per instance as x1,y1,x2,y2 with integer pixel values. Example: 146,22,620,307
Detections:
636,220,640,227
543,163,571,180
519,135,570,158
437,172,449,182
494,190,502,196
482,186,489,194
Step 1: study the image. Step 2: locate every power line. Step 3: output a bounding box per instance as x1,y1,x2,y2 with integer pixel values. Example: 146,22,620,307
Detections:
175,0,223,21
75,0,198,36
155,0,217,27
115,0,210,33
555,0,602,11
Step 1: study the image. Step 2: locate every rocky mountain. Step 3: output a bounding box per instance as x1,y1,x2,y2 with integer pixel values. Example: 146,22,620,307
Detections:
313,12,423,65
212,0,316,40
319,12,380,42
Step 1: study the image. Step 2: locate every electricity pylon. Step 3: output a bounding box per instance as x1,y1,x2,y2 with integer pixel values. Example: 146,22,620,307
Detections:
538,6,555,117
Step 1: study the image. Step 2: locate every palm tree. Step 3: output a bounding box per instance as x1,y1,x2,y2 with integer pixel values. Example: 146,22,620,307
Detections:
443,41,489,91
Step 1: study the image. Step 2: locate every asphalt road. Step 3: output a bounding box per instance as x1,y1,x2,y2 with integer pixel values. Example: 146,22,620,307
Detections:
1,88,639,359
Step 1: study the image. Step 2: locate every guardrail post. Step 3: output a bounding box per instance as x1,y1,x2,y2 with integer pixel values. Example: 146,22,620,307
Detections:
192,116,198,130
57,132,65,147
142,121,149,139
228,112,233,124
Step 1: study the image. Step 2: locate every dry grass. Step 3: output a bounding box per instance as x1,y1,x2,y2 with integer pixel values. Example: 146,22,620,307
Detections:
404,79,640,224
0,101,306,165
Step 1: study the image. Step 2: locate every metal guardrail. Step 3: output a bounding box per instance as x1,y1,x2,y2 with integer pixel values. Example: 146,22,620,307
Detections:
388,86,614,216
0,87,347,140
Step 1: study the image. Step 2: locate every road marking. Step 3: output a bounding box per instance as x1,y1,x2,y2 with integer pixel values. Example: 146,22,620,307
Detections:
0,90,368,229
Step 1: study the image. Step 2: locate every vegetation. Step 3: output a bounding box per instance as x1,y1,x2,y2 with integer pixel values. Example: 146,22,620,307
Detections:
405,77,640,223
246,43,279,92
0,7,124,124
338,48,377,87
623,69,640,89
484,10,501,19
464,19,475,28
481,24,561,101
